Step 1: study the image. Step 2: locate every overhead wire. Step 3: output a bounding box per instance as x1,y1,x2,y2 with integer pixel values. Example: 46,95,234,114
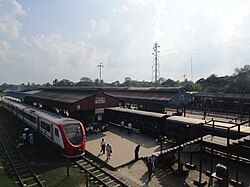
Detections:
107,37,250,67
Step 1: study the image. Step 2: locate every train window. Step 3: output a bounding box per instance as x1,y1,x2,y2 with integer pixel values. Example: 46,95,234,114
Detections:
41,121,50,132
63,123,82,145
55,128,59,137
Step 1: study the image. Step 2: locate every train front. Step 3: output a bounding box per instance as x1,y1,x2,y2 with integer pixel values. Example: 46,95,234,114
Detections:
61,121,86,157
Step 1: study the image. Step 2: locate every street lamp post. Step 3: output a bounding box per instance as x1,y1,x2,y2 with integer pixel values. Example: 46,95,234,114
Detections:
97,63,104,85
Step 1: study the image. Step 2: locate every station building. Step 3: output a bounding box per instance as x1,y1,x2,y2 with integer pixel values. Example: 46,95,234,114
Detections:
193,92,250,112
4,86,194,124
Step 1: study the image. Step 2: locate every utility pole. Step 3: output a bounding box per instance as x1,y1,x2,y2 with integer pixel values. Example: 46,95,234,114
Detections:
97,62,104,85
152,42,160,83
190,57,193,82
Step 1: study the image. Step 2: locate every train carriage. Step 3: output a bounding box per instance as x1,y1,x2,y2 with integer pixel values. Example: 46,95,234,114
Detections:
105,107,169,137
105,107,250,142
2,98,86,157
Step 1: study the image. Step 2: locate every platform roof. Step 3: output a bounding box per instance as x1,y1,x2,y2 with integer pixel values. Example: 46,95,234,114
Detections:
28,90,95,104
39,86,182,102
5,90,41,101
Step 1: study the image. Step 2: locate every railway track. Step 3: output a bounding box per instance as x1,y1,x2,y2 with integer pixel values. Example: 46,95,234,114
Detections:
75,155,128,187
0,127,44,187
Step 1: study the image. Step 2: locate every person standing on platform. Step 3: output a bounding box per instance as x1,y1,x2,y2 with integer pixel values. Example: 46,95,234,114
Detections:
100,138,106,154
120,120,124,130
128,122,132,135
203,110,207,120
106,144,112,159
22,133,27,146
134,145,140,160
29,133,34,145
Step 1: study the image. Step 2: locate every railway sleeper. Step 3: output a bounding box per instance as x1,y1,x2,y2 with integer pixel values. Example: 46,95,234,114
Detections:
19,172,33,178
86,167,96,172
79,162,89,166
76,160,84,164
15,162,26,167
22,176,35,182
17,168,30,173
96,173,105,178
91,170,101,174
85,166,96,171
7,150,17,154
105,180,116,186
16,165,28,170
13,161,24,165
113,184,122,187
101,176,112,182
27,182,39,187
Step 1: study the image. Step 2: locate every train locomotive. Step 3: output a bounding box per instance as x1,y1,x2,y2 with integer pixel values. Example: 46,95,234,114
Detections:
2,98,86,157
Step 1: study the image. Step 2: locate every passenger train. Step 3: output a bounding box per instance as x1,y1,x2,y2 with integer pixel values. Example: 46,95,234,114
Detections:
2,98,86,157
105,107,250,142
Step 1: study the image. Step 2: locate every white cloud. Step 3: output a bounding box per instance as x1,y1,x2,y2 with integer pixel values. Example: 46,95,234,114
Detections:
1,0,250,84
90,19,96,28
217,1,250,42
0,0,27,40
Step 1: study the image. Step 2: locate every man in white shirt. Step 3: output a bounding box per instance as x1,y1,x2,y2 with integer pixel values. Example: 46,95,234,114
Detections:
100,138,106,154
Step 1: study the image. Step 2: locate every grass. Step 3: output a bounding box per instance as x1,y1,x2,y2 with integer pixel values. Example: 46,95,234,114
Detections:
41,164,86,187
0,163,13,187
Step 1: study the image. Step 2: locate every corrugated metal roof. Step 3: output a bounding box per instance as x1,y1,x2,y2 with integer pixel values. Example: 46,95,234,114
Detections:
194,92,250,99
42,86,181,93
105,91,174,101
5,90,41,101
31,87,180,104
106,107,167,118
29,91,95,104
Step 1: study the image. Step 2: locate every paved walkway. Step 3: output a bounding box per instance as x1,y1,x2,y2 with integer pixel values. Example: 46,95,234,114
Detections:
86,127,170,168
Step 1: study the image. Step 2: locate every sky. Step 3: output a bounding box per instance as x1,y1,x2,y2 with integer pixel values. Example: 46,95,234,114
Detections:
0,0,250,84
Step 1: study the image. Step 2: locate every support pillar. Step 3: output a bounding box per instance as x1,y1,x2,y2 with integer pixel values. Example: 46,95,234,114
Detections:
194,124,207,186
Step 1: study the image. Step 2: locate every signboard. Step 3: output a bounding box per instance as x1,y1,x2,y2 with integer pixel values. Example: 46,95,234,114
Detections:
95,108,104,114
95,97,105,104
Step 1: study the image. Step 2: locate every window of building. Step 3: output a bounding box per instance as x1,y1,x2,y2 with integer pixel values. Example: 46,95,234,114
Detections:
77,105,81,110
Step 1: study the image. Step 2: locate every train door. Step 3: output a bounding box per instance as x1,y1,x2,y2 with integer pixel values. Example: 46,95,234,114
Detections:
37,117,41,132
51,124,54,141
54,127,60,145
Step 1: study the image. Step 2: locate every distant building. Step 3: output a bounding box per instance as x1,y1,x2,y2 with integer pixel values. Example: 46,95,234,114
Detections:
193,92,250,112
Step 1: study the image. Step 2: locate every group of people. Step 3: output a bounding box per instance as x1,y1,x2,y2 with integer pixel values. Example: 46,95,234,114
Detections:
100,138,112,160
120,120,132,135
17,128,34,149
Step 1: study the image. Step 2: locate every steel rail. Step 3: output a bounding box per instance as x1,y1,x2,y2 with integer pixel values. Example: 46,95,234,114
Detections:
0,127,44,187
76,155,128,187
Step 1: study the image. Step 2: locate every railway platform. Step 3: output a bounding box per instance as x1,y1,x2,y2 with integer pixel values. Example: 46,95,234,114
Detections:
86,126,171,168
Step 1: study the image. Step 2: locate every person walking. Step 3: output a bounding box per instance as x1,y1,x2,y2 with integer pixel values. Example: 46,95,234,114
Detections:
147,160,153,181
134,145,140,160
100,138,106,154
106,144,112,159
